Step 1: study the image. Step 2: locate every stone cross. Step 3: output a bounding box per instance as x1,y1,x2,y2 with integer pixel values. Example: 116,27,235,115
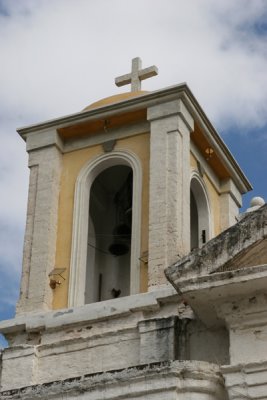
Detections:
115,57,158,92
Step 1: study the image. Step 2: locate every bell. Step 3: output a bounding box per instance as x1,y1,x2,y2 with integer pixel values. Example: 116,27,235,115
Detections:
108,223,131,256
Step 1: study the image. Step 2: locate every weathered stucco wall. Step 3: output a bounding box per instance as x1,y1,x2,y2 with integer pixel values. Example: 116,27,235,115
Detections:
0,289,228,394
0,360,228,400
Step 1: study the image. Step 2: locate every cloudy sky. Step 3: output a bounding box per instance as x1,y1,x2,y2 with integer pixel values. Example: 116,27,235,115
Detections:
0,0,267,346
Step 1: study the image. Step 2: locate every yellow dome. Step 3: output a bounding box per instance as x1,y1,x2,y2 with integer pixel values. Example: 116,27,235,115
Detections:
82,91,148,111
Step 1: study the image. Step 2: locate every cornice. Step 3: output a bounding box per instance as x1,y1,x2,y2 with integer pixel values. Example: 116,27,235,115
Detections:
17,83,252,193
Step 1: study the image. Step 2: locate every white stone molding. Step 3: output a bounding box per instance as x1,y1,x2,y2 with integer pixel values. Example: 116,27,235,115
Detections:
0,360,227,399
68,150,142,308
190,171,213,245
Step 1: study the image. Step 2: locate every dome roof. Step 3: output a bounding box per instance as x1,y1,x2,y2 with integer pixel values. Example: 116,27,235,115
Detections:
82,91,148,111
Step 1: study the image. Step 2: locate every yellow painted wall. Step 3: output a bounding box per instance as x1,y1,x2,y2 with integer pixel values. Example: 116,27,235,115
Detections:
190,153,198,170
190,152,221,238
53,132,150,309
203,175,221,237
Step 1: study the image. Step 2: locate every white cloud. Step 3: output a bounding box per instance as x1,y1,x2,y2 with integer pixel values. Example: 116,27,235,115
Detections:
0,0,266,311
0,0,266,125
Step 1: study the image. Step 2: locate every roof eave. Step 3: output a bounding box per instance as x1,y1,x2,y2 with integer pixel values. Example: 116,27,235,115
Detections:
17,83,252,193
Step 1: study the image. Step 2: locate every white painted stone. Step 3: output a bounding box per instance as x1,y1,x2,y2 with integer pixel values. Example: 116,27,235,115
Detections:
220,178,242,231
250,196,265,208
245,196,265,213
16,145,62,314
139,316,178,363
1,288,178,336
0,289,224,393
25,128,63,152
217,292,267,365
1,345,37,390
147,99,194,289
115,57,158,92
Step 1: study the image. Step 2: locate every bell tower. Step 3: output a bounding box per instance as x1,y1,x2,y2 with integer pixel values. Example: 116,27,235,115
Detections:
1,58,261,400
14,57,251,314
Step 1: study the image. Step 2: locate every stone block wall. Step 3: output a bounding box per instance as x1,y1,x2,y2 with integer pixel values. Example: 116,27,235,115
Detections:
0,289,229,392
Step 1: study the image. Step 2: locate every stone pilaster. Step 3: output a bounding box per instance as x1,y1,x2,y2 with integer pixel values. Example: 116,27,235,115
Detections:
220,178,242,231
216,293,267,366
16,141,62,314
222,361,267,400
147,99,194,289
138,316,179,363
218,293,267,399
1,346,37,391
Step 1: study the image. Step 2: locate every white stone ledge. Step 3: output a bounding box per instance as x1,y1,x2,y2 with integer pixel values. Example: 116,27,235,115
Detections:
0,360,227,400
177,264,267,295
0,288,178,335
167,264,267,327
38,330,138,357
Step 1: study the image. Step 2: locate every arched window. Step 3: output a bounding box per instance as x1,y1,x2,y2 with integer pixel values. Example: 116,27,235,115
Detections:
86,165,132,303
190,174,211,251
68,151,142,307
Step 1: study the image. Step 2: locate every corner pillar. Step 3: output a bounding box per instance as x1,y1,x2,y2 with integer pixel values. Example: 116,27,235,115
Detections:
220,178,242,231
147,99,194,290
1,346,37,390
217,293,267,399
16,133,62,314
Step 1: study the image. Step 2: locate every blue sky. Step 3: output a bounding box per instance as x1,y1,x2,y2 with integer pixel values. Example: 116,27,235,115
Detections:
0,0,267,347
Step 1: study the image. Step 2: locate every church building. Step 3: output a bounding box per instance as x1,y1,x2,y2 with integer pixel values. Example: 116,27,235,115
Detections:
0,58,267,399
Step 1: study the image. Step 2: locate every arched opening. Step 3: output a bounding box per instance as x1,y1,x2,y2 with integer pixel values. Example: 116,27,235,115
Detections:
85,165,132,303
68,150,142,308
190,190,199,250
190,175,210,251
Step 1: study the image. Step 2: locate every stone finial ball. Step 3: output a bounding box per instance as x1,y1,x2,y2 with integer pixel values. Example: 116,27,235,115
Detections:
250,196,265,207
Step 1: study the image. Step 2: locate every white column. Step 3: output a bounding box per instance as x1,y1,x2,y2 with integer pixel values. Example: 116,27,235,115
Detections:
220,178,242,231
147,99,194,289
16,140,62,314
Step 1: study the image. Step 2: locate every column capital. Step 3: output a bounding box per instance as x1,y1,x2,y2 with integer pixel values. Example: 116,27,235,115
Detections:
147,99,194,132
25,128,64,154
